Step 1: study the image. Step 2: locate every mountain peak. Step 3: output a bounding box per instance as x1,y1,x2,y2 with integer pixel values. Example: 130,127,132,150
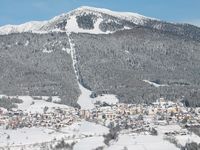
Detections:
7,6,200,36
0,6,154,35
71,6,153,21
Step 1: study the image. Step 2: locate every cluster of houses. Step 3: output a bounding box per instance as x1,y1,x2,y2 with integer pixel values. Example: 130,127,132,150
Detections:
79,98,200,129
0,98,200,131
0,107,80,129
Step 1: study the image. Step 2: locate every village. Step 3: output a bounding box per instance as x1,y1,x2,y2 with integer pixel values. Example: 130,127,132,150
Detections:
0,97,200,136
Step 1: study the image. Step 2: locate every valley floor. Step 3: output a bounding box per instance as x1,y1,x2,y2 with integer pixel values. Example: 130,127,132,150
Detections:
1,124,199,150
0,96,200,150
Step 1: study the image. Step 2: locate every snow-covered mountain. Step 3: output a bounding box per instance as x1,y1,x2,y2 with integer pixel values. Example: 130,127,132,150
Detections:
0,6,200,108
0,6,155,35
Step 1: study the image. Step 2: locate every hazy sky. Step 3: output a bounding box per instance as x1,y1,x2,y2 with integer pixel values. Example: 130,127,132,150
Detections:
0,0,200,27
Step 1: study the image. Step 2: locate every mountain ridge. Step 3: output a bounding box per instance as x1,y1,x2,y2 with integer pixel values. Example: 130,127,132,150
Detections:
0,6,200,107
0,6,197,35
0,6,151,34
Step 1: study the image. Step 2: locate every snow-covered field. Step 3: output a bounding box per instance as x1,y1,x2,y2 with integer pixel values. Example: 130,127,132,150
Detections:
60,121,109,136
104,125,200,150
77,83,119,110
1,100,200,150
0,121,109,149
0,127,63,147
106,134,179,150
2,123,200,150
74,136,105,150
9,96,70,113
157,125,200,146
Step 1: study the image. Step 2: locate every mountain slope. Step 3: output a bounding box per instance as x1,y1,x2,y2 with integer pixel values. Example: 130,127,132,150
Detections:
0,7,200,107
0,6,152,35
1,6,200,41
72,27,200,106
0,33,80,107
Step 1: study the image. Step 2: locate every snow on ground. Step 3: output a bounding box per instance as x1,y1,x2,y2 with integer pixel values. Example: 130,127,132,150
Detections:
0,6,156,35
77,83,96,110
75,6,154,24
65,13,139,34
68,33,119,110
94,94,119,105
0,21,47,35
77,121,108,135
10,96,69,113
74,136,105,150
157,125,200,146
0,127,65,147
26,99,69,114
143,80,168,88
66,16,109,34
176,134,200,146
61,121,109,136
64,121,108,150
51,96,62,103
24,40,29,46
42,48,53,53
106,134,179,150
156,124,183,134
14,96,33,111
1,122,199,150
77,83,119,110
106,125,200,150
0,121,108,149
62,47,71,54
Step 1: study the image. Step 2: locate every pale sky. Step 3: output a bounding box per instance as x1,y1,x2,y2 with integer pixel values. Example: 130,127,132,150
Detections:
0,0,200,27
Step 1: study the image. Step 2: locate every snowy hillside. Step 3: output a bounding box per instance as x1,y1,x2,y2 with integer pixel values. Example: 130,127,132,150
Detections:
0,6,154,35
0,21,47,35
